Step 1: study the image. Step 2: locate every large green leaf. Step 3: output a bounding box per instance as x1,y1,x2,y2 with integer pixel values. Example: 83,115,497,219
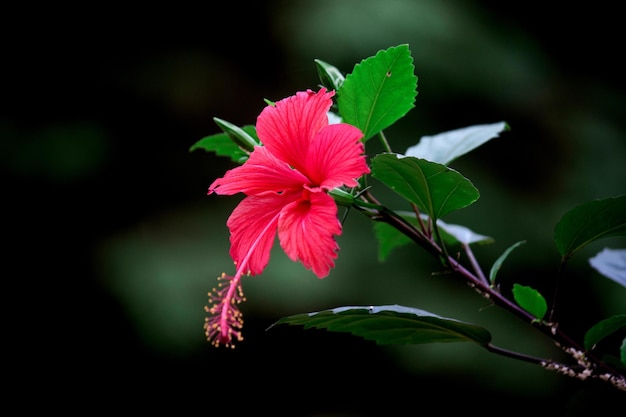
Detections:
554,195,626,261
269,305,492,347
337,44,418,141
371,153,479,220
404,121,509,165
584,314,626,351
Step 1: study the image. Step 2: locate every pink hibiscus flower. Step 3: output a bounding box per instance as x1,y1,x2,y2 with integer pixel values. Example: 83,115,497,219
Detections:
204,87,370,347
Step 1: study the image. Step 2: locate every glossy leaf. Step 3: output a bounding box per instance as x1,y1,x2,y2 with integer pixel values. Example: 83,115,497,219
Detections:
269,305,492,347
554,195,626,261
315,59,345,91
371,154,479,220
338,44,418,141
405,121,509,165
588,248,626,287
512,284,547,320
489,240,526,285
584,314,626,351
213,117,261,153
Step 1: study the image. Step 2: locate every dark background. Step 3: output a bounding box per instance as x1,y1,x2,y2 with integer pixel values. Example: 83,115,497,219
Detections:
5,1,625,414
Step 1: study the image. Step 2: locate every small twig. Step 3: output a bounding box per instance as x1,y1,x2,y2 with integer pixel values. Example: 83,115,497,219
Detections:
463,243,489,286
378,130,393,153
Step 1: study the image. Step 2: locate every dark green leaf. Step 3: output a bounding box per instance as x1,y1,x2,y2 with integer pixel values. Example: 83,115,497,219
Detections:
512,284,547,320
404,121,509,165
554,195,626,261
315,59,345,91
269,305,492,347
338,44,418,141
600,351,626,370
584,314,626,351
489,240,526,285
371,154,479,220
373,222,413,262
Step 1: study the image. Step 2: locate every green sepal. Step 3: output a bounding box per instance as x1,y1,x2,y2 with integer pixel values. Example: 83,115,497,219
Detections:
328,187,354,207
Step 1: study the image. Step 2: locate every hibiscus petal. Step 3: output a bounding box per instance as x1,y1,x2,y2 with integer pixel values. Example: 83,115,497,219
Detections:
256,88,334,173
278,191,341,278
227,192,301,276
209,146,308,196
305,123,370,189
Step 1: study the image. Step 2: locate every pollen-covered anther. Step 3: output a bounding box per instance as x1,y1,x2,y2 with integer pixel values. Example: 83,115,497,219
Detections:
203,272,246,348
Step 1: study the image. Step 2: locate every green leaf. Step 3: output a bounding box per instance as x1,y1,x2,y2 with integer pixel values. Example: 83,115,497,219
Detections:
373,222,413,262
213,117,261,153
269,305,492,347
374,212,492,261
404,121,509,165
189,120,260,164
371,154,479,220
315,59,345,91
554,195,626,261
189,132,250,164
589,248,626,288
338,44,418,141
512,284,547,320
373,220,426,262
584,314,626,351
489,240,526,285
